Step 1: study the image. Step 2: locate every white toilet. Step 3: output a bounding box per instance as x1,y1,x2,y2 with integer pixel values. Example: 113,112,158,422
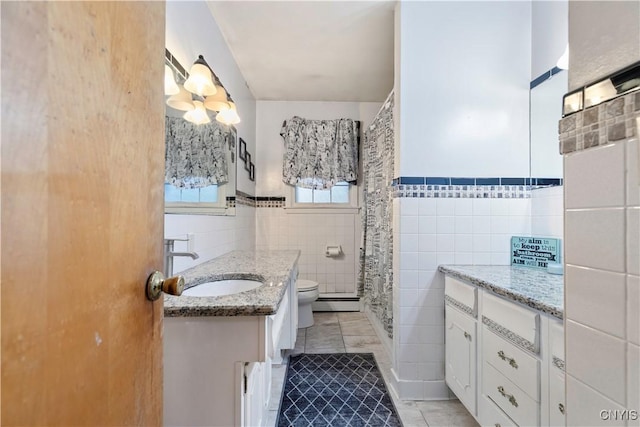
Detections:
297,279,319,328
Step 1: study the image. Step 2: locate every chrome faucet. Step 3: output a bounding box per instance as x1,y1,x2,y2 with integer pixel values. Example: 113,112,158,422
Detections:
164,238,199,277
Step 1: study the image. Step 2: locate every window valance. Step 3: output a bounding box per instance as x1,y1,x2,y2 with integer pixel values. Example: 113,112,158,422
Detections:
281,116,359,190
165,116,229,189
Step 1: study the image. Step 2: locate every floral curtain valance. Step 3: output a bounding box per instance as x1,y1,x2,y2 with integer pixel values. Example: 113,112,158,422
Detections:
280,116,359,189
165,116,229,189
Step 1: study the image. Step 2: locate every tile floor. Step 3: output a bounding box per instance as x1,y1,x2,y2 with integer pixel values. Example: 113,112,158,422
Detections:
266,312,479,427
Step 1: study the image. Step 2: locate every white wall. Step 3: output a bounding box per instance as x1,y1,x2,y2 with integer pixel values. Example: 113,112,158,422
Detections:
164,1,257,273
255,101,380,196
531,0,568,78
568,1,640,91
397,1,531,178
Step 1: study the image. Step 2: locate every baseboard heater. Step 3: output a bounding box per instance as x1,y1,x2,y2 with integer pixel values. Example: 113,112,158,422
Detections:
312,296,361,312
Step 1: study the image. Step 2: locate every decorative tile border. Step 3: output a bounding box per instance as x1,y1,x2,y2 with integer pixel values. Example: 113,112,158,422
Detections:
256,197,285,208
235,191,256,207
445,295,476,318
391,177,562,199
482,316,537,354
559,91,639,154
552,356,565,372
394,184,531,199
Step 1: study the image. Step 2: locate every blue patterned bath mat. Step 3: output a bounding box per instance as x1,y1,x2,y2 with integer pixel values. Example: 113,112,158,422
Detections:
276,353,403,426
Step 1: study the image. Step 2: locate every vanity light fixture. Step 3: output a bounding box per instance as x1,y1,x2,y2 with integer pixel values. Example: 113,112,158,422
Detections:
164,65,180,95
562,60,640,116
164,49,241,125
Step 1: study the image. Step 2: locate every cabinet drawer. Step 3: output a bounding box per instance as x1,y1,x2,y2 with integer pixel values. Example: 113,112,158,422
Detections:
549,369,566,427
483,327,539,401
480,395,518,427
445,277,478,318
483,293,539,353
483,363,539,427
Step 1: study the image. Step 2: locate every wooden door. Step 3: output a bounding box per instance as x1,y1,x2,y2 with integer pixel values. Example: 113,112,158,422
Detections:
1,2,166,425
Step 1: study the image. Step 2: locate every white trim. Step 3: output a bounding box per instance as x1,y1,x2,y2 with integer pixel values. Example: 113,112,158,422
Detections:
284,207,359,215
165,206,230,215
312,298,360,312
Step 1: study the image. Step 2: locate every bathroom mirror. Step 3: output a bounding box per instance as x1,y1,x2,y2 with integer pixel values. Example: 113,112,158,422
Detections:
164,108,237,216
530,70,566,179
163,48,237,216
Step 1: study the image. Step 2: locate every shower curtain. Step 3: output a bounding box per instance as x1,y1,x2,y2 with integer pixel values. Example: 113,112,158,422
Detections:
359,93,395,338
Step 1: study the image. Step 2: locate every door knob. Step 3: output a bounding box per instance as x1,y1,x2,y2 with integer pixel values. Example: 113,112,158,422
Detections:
146,271,185,301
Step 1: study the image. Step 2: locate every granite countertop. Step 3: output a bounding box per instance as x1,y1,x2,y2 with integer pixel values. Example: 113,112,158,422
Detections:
438,265,564,319
164,250,300,317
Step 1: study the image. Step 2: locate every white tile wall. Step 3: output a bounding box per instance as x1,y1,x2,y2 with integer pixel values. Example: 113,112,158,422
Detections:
531,185,564,239
256,208,358,294
393,196,532,399
566,375,626,427
565,320,627,404
564,137,639,423
164,204,256,274
629,275,640,346
565,143,625,208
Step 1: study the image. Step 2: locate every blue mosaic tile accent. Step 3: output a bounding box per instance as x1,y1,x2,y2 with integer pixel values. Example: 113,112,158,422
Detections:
425,177,450,185
501,177,525,185
393,184,531,199
476,178,500,185
399,176,424,185
276,353,402,427
451,178,475,185
391,177,562,198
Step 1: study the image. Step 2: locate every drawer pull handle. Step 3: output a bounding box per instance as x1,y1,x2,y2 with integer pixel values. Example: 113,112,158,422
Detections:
464,331,471,340
558,403,565,414
497,386,519,408
497,350,519,369
495,424,501,427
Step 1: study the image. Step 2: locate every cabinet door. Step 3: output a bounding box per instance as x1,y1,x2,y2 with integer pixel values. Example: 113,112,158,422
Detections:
549,369,566,426
446,306,477,414
244,362,265,427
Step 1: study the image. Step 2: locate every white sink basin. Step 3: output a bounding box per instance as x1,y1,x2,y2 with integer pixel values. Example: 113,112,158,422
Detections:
182,279,263,297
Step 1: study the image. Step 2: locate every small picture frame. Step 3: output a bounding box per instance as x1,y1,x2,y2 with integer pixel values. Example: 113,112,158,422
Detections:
238,138,247,161
249,162,255,181
244,152,251,171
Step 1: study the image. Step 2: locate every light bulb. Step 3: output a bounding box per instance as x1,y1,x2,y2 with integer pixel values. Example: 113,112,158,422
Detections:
183,101,211,125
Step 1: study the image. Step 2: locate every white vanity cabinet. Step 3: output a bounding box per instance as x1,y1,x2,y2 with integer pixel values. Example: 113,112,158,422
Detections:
444,274,564,427
164,272,298,427
445,278,478,414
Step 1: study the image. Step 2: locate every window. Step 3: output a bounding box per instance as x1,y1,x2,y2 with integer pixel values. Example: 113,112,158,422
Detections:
164,181,229,215
164,183,218,203
295,181,351,204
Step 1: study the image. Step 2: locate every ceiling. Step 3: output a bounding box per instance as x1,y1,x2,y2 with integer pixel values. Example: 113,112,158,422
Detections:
206,1,395,102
